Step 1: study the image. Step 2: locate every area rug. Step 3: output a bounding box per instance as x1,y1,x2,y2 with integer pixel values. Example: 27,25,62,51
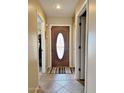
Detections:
47,67,75,74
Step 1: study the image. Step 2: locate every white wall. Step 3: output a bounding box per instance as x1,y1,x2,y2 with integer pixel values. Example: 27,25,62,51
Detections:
86,0,96,92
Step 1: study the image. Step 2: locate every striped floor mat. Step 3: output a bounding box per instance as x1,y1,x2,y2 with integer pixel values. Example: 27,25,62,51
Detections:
47,67,75,74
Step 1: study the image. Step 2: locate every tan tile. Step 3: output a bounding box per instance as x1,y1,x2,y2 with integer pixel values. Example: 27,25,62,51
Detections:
39,74,84,93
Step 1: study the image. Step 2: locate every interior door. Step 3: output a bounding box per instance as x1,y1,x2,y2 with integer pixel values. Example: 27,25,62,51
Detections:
51,26,69,67
80,16,86,79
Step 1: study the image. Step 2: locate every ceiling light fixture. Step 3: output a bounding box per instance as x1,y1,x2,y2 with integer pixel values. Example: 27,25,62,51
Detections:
56,4,61,9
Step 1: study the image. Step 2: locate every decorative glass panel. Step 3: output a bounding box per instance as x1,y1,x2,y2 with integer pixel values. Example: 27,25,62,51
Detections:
56,33,64,60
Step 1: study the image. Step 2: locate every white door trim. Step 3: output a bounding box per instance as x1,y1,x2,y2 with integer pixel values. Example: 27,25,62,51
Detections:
37,14,46,74
75,0,88,93
49,24,72,67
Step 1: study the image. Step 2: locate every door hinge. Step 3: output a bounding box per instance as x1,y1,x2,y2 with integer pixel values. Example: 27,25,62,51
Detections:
79,22,82,26
79,46,81,49
79,68,81,71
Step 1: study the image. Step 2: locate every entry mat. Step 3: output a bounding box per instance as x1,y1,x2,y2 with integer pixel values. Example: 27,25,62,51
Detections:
47,67,75,74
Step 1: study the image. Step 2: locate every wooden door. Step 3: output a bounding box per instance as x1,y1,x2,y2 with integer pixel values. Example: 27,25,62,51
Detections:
51,26,69,67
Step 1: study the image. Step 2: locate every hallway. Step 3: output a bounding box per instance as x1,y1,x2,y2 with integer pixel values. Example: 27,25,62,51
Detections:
38,74,84,93
28,0,96,93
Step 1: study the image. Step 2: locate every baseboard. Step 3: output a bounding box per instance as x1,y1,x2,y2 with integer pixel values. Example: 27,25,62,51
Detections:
28,85,39,93
28,89,34,93
34,85,40,93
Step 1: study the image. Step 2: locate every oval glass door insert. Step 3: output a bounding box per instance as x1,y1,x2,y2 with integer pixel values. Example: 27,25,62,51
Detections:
56,33,65,60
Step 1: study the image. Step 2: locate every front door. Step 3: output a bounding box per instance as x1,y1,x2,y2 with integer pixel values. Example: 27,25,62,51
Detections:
51,26,69,67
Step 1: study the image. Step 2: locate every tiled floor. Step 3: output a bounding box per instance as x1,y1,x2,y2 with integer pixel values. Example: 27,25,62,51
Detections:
37,74,84,93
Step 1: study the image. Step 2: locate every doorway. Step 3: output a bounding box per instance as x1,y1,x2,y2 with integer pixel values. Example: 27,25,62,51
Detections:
79,11,86,80
38,34,42,71
37,15,43,72
76,9,87,82
51,26,69,67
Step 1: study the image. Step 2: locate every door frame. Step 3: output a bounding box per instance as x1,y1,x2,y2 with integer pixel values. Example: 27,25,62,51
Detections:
37,15,42,71
49,24,72,67
37,14,46,73
75,0,88,93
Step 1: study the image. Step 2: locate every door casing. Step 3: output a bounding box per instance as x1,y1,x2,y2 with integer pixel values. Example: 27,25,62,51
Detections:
37,14,46,73
75,1,88,93
51,26,69,67
49,24,72,67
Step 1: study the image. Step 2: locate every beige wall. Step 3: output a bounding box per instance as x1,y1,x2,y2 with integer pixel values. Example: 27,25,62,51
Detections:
47,17,72,24
75,0,84,14
28,0,46,93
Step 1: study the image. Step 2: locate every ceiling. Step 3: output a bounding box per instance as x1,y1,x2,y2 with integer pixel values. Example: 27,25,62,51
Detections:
40,0,79,18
